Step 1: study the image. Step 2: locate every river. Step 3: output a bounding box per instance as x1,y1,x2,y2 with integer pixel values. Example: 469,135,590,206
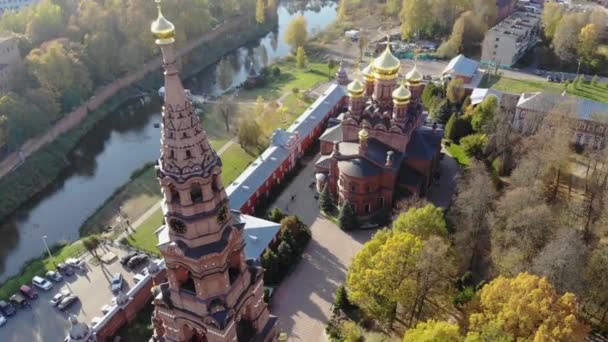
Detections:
0,0,337,282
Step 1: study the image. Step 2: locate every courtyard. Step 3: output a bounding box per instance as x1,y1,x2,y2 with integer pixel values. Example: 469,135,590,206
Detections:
0,245,154,342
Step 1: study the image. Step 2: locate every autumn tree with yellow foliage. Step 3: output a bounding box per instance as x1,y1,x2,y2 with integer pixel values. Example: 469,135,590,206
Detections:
467,273,589,341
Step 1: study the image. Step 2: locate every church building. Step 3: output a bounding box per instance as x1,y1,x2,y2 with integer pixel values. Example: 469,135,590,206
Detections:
148,2,276,341
315,43,443,218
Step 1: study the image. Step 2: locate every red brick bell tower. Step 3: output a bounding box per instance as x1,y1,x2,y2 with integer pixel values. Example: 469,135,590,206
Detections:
149,1,276,341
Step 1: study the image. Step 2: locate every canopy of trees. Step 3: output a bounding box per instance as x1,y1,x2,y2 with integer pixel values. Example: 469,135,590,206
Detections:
0,0,254,150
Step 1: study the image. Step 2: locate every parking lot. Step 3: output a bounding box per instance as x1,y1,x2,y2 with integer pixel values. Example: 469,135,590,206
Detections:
0,244,152,342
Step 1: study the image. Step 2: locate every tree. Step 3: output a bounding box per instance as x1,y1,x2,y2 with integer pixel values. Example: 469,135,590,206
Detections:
319,184,334,213
444,113,457,140
393,204,448,239
460,133,487,160
578,23,599,67
261,249,281,284
400,0,433,39
467,273,589,341
450,162,496,273
470,95,497,133
421,82,442,111
542,2,563,40
553,13,584,64
531,228,587,295
333,284,350,313
342,321,363,342
83,235,101,258
277,240,294,270
403,320,463,342
237,117,261,150
216,96,236,132
216,58,234,91
26,0,66,45
255,0,266,24
284,15,307,51
338,202,358,231
447,78,465,105
337,0,347,21
431,99,455,124
585,246,608,324
296,46,307,69
385,0,400,16
327,59,337,79
267,207,285,223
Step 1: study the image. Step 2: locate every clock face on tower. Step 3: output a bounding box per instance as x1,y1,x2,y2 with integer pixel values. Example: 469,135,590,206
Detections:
217,204,228,224
169,218,187,234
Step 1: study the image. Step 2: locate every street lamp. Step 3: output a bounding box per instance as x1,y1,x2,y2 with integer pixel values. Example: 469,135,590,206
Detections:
41,235,53,262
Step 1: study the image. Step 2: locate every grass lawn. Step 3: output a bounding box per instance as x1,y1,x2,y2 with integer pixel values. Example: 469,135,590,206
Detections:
237,60,330,101
0,241,86,300
480,75,608,103
446,143,471,167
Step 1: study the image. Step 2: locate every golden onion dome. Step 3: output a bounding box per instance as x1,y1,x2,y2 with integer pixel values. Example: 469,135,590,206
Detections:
406,64,423,83
346,78,365,96
358,128,369,140
151,0,175,44
362,61,374,81
373,42,401,75
392,84,411,102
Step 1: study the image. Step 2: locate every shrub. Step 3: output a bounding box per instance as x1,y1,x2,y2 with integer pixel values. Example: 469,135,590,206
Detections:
267,207,286,223
445,114,472,142
341,321,363,342
460,133,487,160
334,285,350,313
272,66,281,77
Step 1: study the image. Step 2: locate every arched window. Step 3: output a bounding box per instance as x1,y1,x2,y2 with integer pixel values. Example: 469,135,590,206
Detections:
212,175,219,192
185,150,193,159
169,186,180,204
190,184,203,203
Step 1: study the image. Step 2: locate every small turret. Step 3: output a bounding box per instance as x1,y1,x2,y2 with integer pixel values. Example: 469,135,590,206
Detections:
358,128,369,155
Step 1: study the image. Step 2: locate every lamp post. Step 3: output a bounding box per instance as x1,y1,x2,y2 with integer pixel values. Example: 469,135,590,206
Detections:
41,235,53,263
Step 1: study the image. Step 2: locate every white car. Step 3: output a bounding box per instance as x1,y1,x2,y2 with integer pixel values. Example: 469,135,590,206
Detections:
32,276,53,291
50,289,71,306
0,313,6,327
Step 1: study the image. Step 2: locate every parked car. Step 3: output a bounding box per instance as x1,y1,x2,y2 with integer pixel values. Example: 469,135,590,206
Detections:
32,276,53,291
120,251,138,265
0,301,16,317
110,273,124,293
57,295,79,311
56,263,74,276
65,258,85,269
19,285,38,300
50,289,71,306
45,270,63,282
133,273,147,284
0,313,6,327
9,294,29,308
127,254,148,268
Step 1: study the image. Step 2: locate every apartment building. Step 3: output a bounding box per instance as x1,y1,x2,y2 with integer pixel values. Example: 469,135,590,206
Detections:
480,9,541,67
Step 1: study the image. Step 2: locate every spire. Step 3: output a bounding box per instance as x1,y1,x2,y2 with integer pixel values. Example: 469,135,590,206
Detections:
153,2,218,180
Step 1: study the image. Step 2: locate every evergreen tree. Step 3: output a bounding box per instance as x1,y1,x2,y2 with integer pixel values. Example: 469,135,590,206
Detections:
338,202,358,231
319,184,334,213
333,284,350,312
296,46,308,69
444,113,456,141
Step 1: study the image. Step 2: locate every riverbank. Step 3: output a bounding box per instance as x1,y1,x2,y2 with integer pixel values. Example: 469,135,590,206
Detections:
0,15,277,224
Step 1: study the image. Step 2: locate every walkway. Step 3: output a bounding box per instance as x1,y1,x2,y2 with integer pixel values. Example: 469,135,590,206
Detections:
0,14,249,178
267,156,374,341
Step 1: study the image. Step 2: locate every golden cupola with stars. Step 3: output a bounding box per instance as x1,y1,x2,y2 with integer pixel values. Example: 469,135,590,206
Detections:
150,0,175,45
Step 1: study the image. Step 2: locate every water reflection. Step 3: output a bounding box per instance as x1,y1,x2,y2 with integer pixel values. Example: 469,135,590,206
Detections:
0,1,337,281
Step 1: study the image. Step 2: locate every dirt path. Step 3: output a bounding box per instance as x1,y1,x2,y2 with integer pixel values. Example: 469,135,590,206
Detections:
0,15,249,178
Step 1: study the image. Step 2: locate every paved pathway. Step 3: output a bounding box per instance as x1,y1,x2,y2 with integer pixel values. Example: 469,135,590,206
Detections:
267,156,375,341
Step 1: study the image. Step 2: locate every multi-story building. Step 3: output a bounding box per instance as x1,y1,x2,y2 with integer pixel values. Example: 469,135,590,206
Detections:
147,3,276,341
314,45,443,218
0,0,38,12
480,9,541,67
0,36,20,91
513,92,608,149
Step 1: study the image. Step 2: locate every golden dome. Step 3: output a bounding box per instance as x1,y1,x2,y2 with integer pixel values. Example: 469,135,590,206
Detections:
358,128,369,140
373,42,401,75
406,65,423,83
346,78,365,96
151,0,175,44
392,84,411,102
362,61,374,81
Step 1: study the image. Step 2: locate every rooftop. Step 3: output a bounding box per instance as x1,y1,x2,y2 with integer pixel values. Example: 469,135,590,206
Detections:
489,10,540,38
442,54,479,79
517,92,608,121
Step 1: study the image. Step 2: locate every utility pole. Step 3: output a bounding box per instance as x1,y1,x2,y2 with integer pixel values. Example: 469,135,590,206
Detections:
41,235,54,264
